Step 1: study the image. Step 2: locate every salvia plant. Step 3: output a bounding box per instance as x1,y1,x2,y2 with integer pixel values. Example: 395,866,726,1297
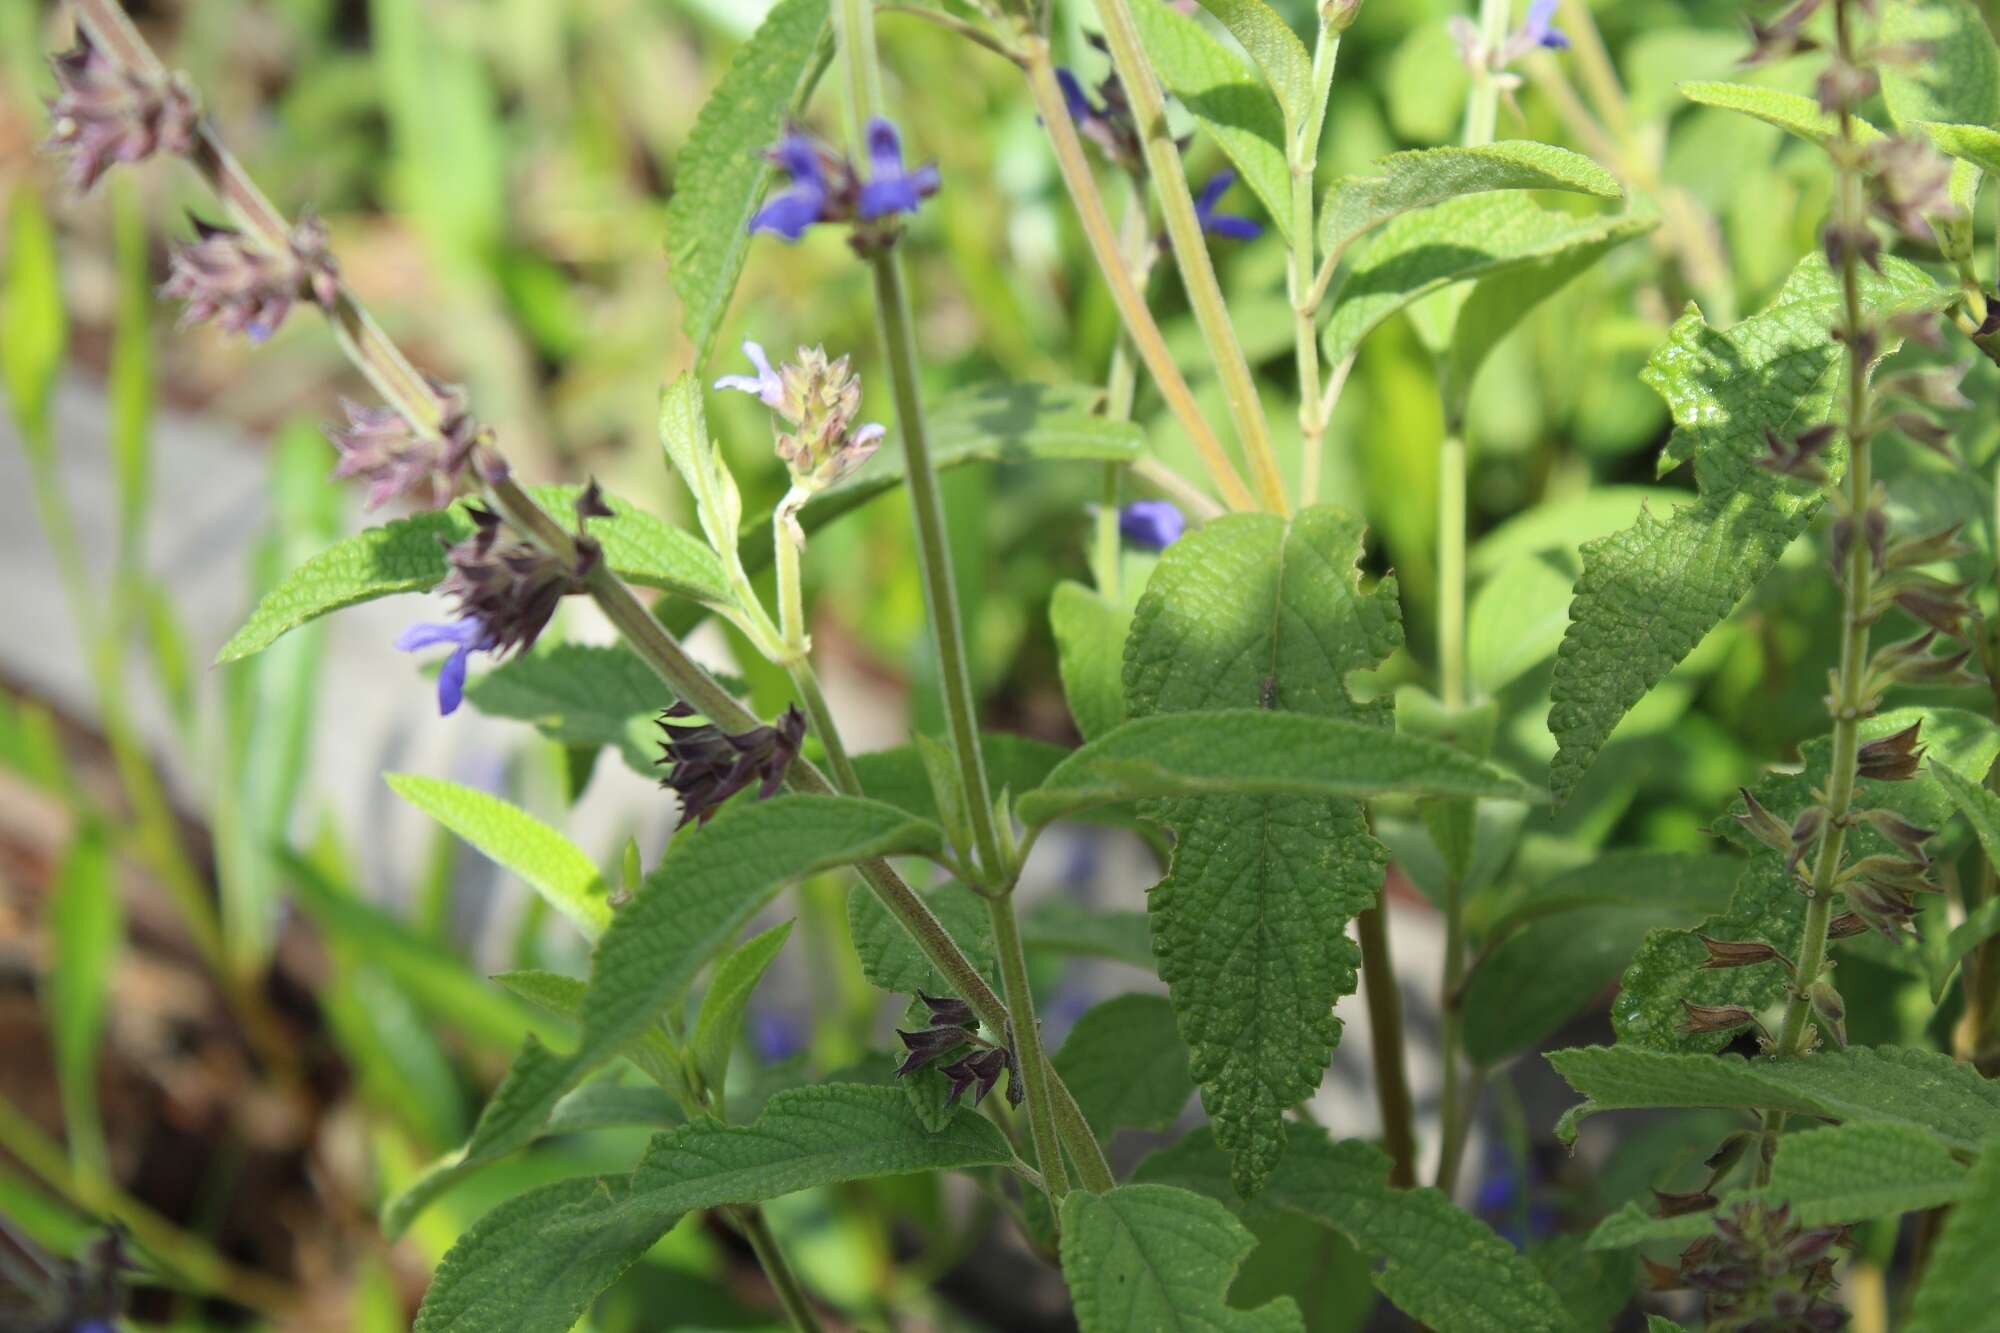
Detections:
15,0,2000,1327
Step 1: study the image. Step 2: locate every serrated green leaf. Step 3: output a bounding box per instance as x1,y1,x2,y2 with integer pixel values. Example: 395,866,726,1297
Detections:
664,0,829,367
847,881,995,996
1318,141,1622,260
1053,994,1195,1136
1052,581,1132,742
1881,0,2000,131
1134,1128,1574,1332
1060,1184,1304,1333
1017,709,1544,826
1612,707,2000,1052
1021,903,1155,969
1588,1121,1969,1249
3,189,66,441
1130,0,1293,240
463,643,671,776
49,829,118,1178
1121,506,1401,1194
1678,81,1886,148
1548,254,1950,801
492,968,683,1091
1550,1044,2000,1151
1192,0,1312,132
692,919,793,1105
217,485,727,663
1905,1140,2000,1332
1916,121,2000,176
387,773,613,941
385,795,941,1236
416,1083,1007,1333
1322,193,1652,369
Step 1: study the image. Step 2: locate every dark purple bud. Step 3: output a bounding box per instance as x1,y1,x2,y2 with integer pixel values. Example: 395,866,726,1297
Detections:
1827,911,1870,939
657,702,807,827
1653,1187,1719,1218
1789,805,1827,876
161,214,337,342
1735,787,1792,854
45,34,199,193
940,1046,1010,1108
916,991,978,1030
1119,499,1186,551
1744,0,1824,64
1679,1000,1756,1035
1891,578,1973,637
1855,720,1925,781
894,1024,972,1077
1883,524,1971,570
328,384,485,510
1699,935,1785,971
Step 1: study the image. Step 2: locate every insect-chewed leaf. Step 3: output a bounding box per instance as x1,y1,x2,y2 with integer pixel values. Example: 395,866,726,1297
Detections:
1318,141,1622,259
1904,1141,2000,1332
1119,506,1400,1196
217,485,727,663
1052,993,1195,1137
1588,1121,1969,1249
382,795,942,1237
1129,0,1292,239
415,1083,1009,1333
1060,1185,1304,1333
664,0,830,367
1134,1127,1575,1332
1548,254,1952,801
1679,81,1886,148
1550,1044,2000,1152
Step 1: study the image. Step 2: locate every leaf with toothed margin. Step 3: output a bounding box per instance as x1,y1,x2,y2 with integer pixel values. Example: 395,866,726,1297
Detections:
413,1084,1009,1333
1318,140,1622,260
1122,505,1402,1196
1547,253,1952,802
1060,1185,1304,1333
381,795,942,1238
1678,81,1886,148
217,485,728,663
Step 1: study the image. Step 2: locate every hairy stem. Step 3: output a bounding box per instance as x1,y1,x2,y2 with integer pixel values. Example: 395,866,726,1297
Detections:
1459,0,1513,149
988,895,1070,1202
1085,0,1289,512
1020,40,1257,511
1356,903,1419,1187
1292,25,1340,511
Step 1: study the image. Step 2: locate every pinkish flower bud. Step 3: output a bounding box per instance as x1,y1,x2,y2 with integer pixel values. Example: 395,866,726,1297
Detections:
327,383,484,510
45,34,199,193
161,215,337,342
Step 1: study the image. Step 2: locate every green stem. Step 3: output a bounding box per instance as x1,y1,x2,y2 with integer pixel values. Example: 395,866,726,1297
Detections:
1292,27,1339,511
736,1208,827,1333
988,895,1070,1203
787,661,862,797
1460,0,1513,149
1356,904,1419,1187
1437,432,1468,710
1087,0,1289,513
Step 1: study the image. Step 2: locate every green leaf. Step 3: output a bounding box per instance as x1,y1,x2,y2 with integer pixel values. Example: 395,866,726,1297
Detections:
1613,707,2000,1052
1905,1141,2000,1333
1678,81,1886,148
1060,1185,1304,1333
1930,763,2000,997
664,0,830,368
849,732,1067,826
1021,903,1155,969
847,880,995,996
2,188,66,440
1192,0,1313,132
1880,0,2000,131
1548,254,1950,800
386,773,613,942
1550,1044,2000,1151
1318,141,1622,260
48,829,118,1178
415,1084,1011,1333
659,373,744,561
1134,1128,1574,1332
385,795,941,1236
217,485,728,663
1052,581,1132,742
1588,1121,1970,1249
1129,0,1293,240
462,643,672,776
547,1079,685,1137
492,968,684,1092
1916,121,2000,176
692,919,793,1104
1322,192,1653,369
1052,994,1196,1136
1018,709,1544,826
1120,506,1402,1194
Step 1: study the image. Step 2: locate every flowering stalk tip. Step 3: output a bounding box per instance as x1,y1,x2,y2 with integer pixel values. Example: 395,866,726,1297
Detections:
750,118,938,253
46,33,198,193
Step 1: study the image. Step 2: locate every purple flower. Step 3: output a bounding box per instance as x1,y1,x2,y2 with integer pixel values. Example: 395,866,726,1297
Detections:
657,701,808,826
161,215,337,342
1194,171,1262,241
394,617,494,715
1120,500,1186,550
45,34,198,193
749,118,938,251
1519,0,1569,51
328,383,484,510
714,340,788,409
856,118,941,221
750,131,836,241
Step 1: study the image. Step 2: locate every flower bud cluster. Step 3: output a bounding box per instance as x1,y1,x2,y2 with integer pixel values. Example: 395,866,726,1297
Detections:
162,215,339,342
657,702,807,828
1648,1202,1849,1332
894,992,1024,1110
46,34,198,193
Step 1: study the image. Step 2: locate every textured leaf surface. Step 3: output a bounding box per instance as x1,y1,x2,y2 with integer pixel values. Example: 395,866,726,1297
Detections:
1134,1128,1573,1332
463,644,671,775
1019,709,1544,826
847,881,996,996
1679,81,1886,147
218,485,726,662
849,733,1067,826
1060,1185,1303,1333
1917,121,2000,175
1052,581,1132,742
692,920,792,1102
385,796,940,1235
1130,0,1292,239
663,0,828,366
1122,507,1401,1194
1588,1121,1969,1248
1548,255,1948,800
1322,193,1652,368
1905,1141,2000,1333
387,773,612,941
416,1084,1008,1333
1550,1044,2000,1151
1022,903,1155,969
1318,141,1621,259
1192,0,1312,129
1612,707,2000,1051
1880,0,2000,130
1053,994,1196,1136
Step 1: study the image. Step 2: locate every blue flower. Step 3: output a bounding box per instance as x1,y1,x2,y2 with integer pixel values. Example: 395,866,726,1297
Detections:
1054,64,1143,174
748,119,938,247
1120,500,1186,550
394,617,494,716
1519,0,1569,51
856,118,941,221
750,131,834,241
1194,171,1262,241
714,339,788,410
